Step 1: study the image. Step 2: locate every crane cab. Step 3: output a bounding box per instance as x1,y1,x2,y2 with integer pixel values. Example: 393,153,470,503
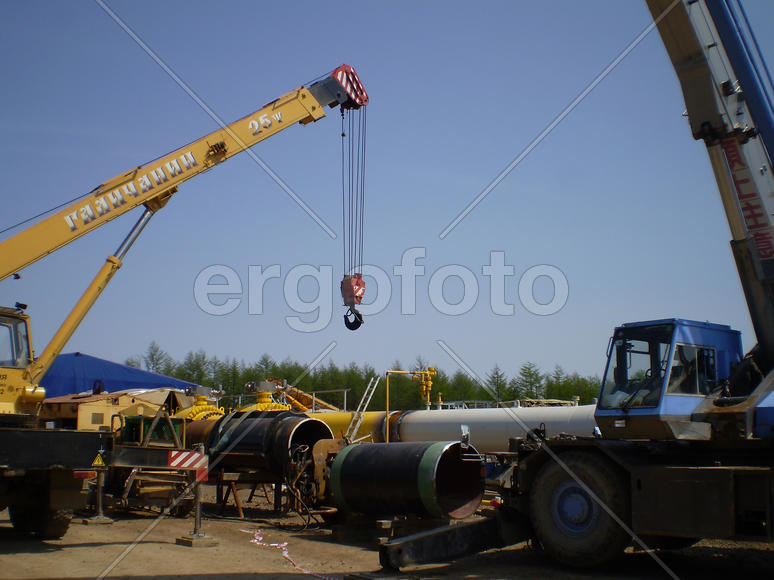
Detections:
0,305,44,417
595,319,743,440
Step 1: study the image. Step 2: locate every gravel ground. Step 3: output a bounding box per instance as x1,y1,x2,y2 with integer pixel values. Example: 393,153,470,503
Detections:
1,485,773,579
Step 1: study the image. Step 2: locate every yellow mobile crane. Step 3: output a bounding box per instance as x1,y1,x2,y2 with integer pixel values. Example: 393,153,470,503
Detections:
0,64,368,537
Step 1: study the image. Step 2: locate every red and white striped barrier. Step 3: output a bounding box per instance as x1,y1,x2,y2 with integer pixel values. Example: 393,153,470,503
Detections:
168,450,208,482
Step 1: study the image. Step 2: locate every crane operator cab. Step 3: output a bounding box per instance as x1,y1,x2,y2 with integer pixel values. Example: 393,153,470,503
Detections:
0,305,44,417
595,319,743,440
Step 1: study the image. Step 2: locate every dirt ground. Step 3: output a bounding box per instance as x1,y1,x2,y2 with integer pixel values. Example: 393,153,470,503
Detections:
1,485,774,580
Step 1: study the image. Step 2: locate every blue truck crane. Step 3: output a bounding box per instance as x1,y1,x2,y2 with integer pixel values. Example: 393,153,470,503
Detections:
381,0,774,569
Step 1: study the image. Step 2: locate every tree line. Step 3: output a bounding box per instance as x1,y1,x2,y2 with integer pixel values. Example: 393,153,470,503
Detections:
126,342,600,411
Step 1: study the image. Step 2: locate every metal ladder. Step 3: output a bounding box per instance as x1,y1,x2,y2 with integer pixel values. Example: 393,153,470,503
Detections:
345,375,380,442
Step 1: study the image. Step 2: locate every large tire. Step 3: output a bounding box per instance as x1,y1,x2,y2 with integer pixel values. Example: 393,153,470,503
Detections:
529,451,630,567
9,503,72,539
9,503,33,534
36,508,72,539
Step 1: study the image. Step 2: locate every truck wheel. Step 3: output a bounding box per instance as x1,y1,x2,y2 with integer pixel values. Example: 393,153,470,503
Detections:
36,508,72,539
530,451,630,567
9,503,33,534
9,503,72,539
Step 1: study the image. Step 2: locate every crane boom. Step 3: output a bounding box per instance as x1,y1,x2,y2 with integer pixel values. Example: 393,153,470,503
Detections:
646,0,774,369
0,64,368,415
0,64,368,282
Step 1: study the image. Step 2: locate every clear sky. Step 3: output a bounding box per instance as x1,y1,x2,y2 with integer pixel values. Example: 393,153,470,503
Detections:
1,0,773,383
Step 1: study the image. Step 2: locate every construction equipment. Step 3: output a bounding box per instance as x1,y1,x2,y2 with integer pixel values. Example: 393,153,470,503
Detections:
0,64,368,537
381,0,774,569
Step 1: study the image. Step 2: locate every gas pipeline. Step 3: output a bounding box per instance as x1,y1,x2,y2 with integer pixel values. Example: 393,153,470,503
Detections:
187,410,335,507
387,405,597,452
311,405,597,453
183,408,487,521
330,440,484,519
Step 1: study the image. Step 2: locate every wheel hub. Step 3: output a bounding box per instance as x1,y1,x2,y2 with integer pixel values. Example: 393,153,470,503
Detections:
552,481,598,534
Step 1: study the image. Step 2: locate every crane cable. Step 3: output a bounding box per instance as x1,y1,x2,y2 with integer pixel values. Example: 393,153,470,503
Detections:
341,106,367,331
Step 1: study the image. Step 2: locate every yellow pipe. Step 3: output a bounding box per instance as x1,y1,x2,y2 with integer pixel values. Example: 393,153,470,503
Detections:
308,411,382,440
284,393,308,412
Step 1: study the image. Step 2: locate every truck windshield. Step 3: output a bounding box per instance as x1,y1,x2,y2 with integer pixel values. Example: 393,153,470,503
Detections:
599,324,673,410
0,315,31,368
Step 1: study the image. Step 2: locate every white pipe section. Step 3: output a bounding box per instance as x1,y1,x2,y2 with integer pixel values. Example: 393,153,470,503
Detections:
394,405,598,453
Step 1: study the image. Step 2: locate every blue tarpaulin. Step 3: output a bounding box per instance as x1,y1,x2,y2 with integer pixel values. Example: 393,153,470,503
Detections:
40,352,196,398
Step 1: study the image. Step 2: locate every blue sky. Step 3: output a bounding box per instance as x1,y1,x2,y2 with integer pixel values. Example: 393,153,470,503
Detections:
1,0,773,383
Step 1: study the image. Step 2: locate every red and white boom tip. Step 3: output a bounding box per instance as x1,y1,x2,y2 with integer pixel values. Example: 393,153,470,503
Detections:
333,64,369,108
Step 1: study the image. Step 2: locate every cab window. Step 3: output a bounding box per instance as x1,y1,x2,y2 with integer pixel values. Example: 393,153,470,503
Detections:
0,316,30,368
667,345,717,395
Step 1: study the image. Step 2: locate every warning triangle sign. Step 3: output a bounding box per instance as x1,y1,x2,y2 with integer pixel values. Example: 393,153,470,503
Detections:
91,453,105,467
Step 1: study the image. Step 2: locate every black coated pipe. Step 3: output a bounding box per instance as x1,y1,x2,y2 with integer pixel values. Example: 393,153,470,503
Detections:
330,441,484,519
187,411,333,477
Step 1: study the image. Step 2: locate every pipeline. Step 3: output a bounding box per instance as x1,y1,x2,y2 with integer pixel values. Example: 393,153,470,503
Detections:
307,410,383,441
311,406,597,452
330,441,484,519
367,405,597,452
391,405,598,452
187,411,333,481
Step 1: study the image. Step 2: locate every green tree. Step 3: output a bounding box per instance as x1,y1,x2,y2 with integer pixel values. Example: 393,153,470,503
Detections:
275,357,306,387
543,365,568,399
122,345,603,408
215,357,243,396
411,355,429,372
509,362,544,400
176,349,211,386
563,372,601,404
447,370,487,402
542,364,601,404
430,368,449,407
142,341,175,375
486,365,508,403
255,354,276,379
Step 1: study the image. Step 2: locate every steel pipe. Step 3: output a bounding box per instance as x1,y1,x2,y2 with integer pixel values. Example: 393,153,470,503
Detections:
187,411,333,478
391,406,597,453
307,410,383,440
330,441,484,519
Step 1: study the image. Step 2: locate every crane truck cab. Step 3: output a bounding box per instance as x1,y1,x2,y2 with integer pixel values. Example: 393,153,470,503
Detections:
0,305,44,419
595,318,743,440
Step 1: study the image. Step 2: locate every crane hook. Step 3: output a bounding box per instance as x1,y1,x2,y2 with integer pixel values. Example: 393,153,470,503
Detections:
341,273,365,331
344,306,364,331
